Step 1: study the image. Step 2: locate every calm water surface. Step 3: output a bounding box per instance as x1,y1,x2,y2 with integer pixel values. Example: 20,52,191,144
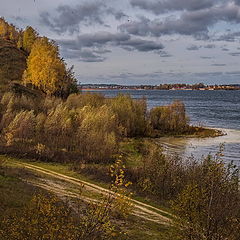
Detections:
84,90,240,165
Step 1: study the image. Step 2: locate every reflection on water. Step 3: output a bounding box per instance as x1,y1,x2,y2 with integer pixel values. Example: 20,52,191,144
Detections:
157,128,240,165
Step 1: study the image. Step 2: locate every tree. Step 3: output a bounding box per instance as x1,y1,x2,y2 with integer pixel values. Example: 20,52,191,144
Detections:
56,65,79,98
110,94,147,137
17,31,23,49
22,26,38,53
171,152,240,240
150,101,189,134
78,105,118,163
0,18,8,39
4,110,36,146
0,18,19,42
23,37,77,96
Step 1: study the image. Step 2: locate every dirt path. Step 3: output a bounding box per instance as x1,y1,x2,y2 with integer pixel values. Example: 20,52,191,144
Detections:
15,161,172,225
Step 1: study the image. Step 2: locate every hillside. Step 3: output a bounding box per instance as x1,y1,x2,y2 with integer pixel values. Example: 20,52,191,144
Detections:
0,39,27,92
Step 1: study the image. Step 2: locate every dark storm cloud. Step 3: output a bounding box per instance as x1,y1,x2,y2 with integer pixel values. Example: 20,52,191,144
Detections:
106,8,128,20
77,50,106,62
211,63,226,66
229,52,240,56
119,2,240,39
12,16,26,22
75,32,131,47
234,0,240,5
93,49,112,54
40,2,105,34
159,51,172,57
40,0,240,42
119,15,210,38
130,0,217,14
194,72,223,77
201,56,213,59
58,31,164,62
120,38,164,52
225,70,240,74
40,2,126,34
62,48,106,62
217,31,240,42
187,45,201,50
59,32,164,52
204,44,216,48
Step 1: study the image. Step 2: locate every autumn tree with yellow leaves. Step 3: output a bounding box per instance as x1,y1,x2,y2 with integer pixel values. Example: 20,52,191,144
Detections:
23,37,78,97
0,17,19,42
22,26,38,53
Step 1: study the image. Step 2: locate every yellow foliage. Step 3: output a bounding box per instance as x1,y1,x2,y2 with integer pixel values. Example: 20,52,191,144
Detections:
110,157,133,218
0,17,19,42
24,37,67,95
22,26,38,53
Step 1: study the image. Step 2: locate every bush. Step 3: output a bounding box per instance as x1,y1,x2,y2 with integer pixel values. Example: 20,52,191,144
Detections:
0,161,132,240
66,93,105,109
0,92,193,165
77,105,119,163
110,94,147,137
171,151,240,240
1,92,39,113
43,104,77,152
0,194,77,240
0,194,116,240
3,110,36,146
125,142,186,200
150,100,189,134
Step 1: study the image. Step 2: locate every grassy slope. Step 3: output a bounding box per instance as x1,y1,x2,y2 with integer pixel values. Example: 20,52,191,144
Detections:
0,166,43,221
0,39,27,92
0,155,175,239
5,155,173,217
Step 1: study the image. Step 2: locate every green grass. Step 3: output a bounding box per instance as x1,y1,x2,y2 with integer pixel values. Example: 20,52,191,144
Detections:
7,157,110,188
126,215,172,240
0,156,176,240
0,166,42,221
2,155,173,217
119,138,143,167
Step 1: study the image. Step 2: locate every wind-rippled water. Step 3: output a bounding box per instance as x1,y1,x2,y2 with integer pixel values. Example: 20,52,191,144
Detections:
84,89,240,165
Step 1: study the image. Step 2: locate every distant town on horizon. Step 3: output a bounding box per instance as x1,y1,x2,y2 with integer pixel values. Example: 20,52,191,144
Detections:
80,83,240,91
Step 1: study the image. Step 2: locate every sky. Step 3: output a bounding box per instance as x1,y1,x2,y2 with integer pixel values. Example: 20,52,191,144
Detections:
1,0,240,85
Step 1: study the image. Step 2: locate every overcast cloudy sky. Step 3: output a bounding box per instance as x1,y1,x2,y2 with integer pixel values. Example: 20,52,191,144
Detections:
2,0,240,85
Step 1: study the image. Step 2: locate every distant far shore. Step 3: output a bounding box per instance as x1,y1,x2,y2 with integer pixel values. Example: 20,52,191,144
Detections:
81,87,240,91
80,83,240,91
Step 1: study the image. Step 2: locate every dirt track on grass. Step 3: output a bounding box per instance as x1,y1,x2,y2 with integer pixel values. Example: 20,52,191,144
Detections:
16,162,172,225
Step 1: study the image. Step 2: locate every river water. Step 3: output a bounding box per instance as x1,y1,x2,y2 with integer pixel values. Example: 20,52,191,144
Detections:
83,89,240,165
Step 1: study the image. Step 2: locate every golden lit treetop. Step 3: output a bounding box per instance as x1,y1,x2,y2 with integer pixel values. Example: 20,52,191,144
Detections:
0,17,19,42
22,26,38,53
23,37,77,97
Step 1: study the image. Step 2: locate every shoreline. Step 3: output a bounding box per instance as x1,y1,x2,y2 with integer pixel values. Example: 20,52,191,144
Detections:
81,88,240,91
149,126,225,139
155,127,240,165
